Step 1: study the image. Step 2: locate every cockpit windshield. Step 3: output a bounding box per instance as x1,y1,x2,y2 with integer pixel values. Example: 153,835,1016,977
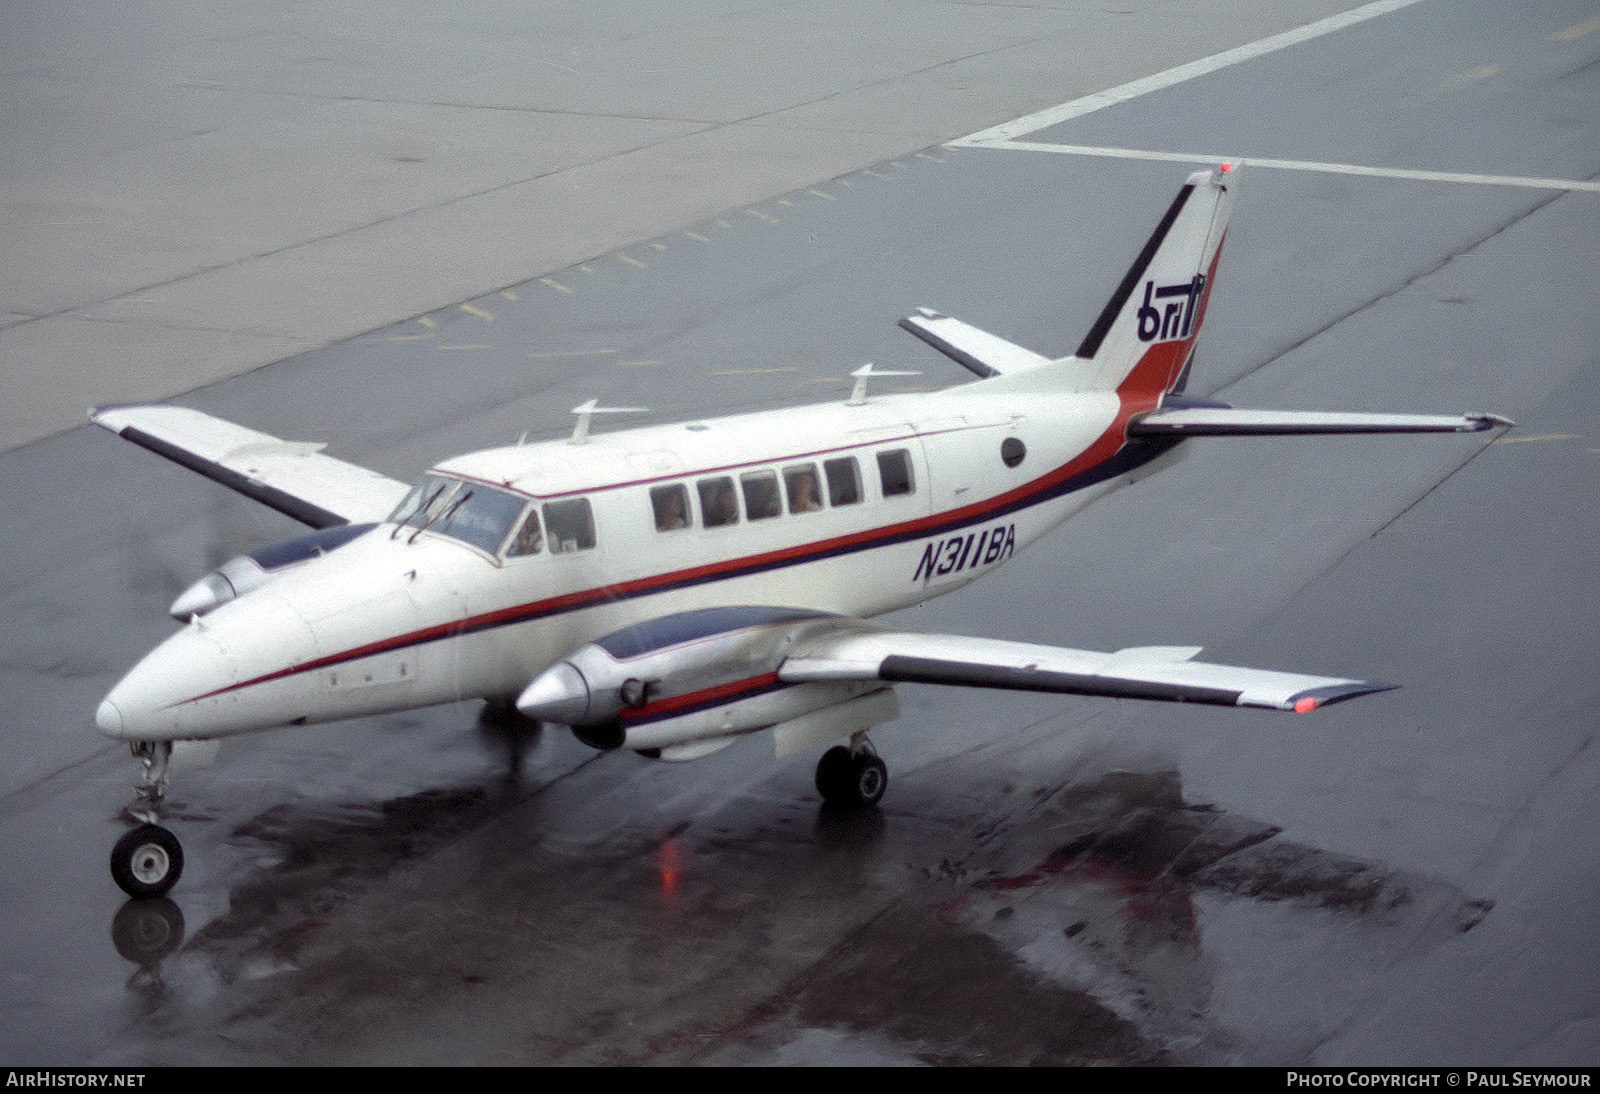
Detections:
388,474,528,556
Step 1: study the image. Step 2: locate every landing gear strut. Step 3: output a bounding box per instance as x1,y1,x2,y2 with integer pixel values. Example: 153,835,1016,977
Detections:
111,741,183,899
814,733,888,808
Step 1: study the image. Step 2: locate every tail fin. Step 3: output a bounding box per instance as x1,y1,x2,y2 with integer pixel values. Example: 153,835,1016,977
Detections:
1072,165,1236,399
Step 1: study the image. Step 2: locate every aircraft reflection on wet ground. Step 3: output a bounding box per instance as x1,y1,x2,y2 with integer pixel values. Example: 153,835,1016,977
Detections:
105,753,1491,1065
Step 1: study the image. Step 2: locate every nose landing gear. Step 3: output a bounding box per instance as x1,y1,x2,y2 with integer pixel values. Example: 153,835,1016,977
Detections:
111,741,183,899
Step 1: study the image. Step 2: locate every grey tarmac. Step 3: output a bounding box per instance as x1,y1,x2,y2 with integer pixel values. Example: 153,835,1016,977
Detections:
1,0,1597,1068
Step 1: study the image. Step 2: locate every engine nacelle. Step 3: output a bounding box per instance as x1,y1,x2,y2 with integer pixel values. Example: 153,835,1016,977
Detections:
517,606,890,753
168,523,376,619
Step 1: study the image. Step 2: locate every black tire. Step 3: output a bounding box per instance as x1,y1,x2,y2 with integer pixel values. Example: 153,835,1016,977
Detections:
815,747,888,808
110,824,183,899
814,745,855,802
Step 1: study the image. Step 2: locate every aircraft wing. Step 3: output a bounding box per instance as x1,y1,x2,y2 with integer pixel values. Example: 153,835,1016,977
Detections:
1128,407,1512,436
778,629,1391,712
91,404,410,528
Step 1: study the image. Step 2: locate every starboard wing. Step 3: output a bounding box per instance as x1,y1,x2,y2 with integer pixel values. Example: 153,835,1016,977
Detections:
91,404,410,528
1128,406,1512,437
778,629,1392,712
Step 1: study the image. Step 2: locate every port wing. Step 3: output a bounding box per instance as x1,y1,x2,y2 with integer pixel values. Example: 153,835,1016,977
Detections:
91,404,409,528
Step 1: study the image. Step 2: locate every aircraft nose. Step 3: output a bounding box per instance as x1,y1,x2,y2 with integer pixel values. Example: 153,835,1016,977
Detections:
95,697,124,739
98,624,242,741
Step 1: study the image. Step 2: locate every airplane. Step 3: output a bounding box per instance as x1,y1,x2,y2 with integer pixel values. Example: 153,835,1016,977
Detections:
90,164,1509,899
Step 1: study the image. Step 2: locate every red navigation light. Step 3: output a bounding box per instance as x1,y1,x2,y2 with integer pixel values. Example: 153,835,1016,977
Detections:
1219,161,1233,172
1293,696,1319,713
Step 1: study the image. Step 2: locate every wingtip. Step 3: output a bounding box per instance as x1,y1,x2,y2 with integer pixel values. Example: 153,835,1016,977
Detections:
88,403,148,430
1287,681,1400,712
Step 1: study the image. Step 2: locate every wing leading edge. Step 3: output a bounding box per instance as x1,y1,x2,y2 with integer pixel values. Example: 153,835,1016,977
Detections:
779,630,1392,713
91,404,409,528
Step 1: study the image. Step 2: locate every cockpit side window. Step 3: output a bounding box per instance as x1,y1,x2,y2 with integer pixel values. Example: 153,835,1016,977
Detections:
544,498,596,553
506,506,543,556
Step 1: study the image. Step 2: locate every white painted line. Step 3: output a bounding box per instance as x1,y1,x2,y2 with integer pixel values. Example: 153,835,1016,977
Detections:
951,0,1426,145
967,141,1600,192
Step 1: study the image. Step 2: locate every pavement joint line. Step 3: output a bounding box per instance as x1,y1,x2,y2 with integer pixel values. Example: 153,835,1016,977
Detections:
1552,14,1600,41
950,0,1428,145
951,141,1600,193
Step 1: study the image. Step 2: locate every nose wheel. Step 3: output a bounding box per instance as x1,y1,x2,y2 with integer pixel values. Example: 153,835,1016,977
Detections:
111,824,184,899
111,741,184,899
814,738,888,808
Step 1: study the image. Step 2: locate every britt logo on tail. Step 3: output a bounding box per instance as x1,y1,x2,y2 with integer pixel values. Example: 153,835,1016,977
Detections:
1137,274,1206,343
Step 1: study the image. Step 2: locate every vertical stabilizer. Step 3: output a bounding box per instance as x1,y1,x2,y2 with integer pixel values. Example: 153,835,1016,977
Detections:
1071,165,1236,401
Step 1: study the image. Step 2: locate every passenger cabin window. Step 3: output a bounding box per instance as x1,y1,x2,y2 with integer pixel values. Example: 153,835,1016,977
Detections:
697,476,740,527
741,471,781,520
543,498,596,553
651,484,691,532
507,507,543,556
823,457,861,506
877,449,914,497
784,464,822,514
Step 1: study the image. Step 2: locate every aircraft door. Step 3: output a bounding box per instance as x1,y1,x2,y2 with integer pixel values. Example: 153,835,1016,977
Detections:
400,563,470,703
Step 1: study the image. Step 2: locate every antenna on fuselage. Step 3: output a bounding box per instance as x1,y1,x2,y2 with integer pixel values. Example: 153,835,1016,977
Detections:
568,398,647,445
846,363,920,406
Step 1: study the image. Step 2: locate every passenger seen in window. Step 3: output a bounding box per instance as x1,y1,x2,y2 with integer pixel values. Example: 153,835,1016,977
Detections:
784,465,822,513
698,477,740,527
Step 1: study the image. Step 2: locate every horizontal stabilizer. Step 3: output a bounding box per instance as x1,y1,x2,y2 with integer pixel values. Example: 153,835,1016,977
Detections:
898,308,1051,378
1129,407,1513,437
91,404,410,528
779,630,1392,713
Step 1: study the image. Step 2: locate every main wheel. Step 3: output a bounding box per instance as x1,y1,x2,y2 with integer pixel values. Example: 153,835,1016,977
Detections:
815,747,888,808
815,745,855,802
110,824,183,899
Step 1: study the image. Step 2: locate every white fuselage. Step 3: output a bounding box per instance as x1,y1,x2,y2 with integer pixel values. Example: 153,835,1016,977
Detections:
95,380,1180,743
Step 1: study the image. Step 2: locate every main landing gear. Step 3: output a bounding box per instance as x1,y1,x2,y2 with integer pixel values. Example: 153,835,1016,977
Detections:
110,741,184,899
814,734,888,808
